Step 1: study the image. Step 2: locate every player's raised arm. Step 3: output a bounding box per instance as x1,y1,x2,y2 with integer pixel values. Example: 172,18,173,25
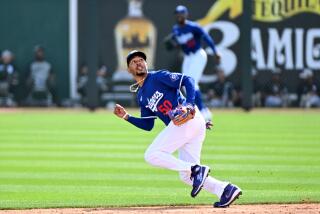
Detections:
157,71,196,105
194,24,221,63
113,103,155,131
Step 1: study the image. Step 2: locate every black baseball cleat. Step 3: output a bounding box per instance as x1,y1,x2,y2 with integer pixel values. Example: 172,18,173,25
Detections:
190,165,210,197
205,120,213,130
213,183,242,208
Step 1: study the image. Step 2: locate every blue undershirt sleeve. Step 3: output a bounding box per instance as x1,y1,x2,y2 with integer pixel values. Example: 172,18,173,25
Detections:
126,104,156,131
127,116,155,131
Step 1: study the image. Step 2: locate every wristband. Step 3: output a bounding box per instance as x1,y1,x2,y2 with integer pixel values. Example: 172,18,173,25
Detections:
122,113,128,120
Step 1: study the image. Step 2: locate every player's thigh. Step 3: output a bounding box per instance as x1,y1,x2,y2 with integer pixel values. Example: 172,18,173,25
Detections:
178,114,206,164
190,50,208,81
183,51,207,84
182,55,192,74
178,131,205,165
146,122,190,154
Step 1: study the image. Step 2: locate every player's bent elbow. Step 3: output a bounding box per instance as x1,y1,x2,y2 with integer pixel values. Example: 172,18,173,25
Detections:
144,125,154,131
143,121,154,131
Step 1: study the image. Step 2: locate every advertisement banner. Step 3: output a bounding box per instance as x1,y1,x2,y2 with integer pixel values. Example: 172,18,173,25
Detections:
78,0,320,93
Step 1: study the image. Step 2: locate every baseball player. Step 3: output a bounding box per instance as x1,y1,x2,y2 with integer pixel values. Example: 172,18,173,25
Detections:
113,50,241,208
165,5,220,123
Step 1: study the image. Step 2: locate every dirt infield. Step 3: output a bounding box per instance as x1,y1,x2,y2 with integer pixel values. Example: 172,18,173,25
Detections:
1,204,320,214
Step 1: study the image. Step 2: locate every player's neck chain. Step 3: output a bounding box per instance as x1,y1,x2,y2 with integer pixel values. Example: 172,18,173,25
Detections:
130,77,146,93
136,77,146,86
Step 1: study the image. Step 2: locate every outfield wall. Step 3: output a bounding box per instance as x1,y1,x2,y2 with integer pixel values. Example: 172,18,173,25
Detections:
0,0,69,100
0,0,319,101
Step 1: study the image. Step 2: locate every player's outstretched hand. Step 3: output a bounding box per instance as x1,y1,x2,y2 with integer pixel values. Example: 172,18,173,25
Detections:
114,104,128,120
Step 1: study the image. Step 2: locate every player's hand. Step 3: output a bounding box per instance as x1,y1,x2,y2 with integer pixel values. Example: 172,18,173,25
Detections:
213,53,221,64
113,104,129,120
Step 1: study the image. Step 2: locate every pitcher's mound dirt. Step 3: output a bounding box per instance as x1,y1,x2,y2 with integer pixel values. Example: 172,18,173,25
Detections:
1,204,320,214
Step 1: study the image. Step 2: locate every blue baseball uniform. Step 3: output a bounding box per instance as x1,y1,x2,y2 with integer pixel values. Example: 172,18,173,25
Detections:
171,20,216,121
127,70,195,131
125,69,230,200
123,68,232,203
172,20,217,55
119,10,242,204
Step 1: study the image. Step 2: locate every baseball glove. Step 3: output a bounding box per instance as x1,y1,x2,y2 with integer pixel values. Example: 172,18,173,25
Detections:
163,33,178,51
168,104,195,126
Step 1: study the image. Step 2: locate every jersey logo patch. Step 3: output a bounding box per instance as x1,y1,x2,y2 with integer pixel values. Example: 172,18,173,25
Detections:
176,32,194,44
170,73,179,81
145,91,163,112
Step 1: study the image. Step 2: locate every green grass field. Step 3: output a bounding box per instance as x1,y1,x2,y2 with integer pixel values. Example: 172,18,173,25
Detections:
0,109,319,209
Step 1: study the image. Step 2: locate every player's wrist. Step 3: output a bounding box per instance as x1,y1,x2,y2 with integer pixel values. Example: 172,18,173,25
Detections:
122,113,129,120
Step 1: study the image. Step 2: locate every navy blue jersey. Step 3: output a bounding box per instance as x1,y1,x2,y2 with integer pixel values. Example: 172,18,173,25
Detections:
172,20,216,55
134,70,195,126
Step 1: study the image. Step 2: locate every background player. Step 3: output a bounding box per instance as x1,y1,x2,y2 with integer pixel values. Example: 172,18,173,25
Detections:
165,5,220,123
113,50,241,208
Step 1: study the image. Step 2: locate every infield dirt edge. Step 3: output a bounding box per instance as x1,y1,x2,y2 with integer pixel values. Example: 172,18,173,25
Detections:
0,203,320,214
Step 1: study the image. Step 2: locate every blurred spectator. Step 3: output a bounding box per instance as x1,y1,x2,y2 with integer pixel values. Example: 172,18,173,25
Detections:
96,65,108,96
26,45,59,106
263,68,289,107
252,68,262,107
298,69,320,108
206,68,237,108
96,65,109,106
77,64,89,106
0,50,19,106
77,64,109,106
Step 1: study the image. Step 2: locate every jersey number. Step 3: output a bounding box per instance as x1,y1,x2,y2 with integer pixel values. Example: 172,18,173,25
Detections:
158,100,172,115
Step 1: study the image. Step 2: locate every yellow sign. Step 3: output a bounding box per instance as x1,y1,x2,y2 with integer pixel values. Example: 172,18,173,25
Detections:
197,0,320,25
254,0,320,22
197,0,242,26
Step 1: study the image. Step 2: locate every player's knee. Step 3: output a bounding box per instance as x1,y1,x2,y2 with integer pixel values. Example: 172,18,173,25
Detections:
179,171,192,185
144,149,158,165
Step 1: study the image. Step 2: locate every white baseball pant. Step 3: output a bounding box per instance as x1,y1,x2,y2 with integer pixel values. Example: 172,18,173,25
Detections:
144,109,228,198
182,48,207,90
